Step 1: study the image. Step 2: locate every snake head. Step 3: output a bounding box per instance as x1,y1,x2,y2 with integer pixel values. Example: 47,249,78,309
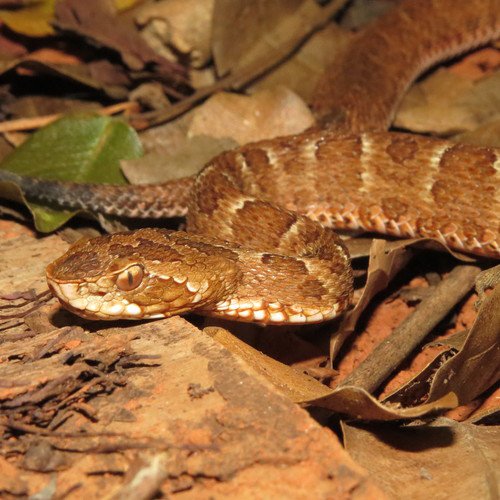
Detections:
46,228,239,320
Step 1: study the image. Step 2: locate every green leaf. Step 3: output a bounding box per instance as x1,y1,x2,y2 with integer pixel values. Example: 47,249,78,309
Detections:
0,114,143,232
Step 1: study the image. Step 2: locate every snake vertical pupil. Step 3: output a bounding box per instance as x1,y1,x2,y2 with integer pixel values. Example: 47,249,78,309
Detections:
116,265,143,291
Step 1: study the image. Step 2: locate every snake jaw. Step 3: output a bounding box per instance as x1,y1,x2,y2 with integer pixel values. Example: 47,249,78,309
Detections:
46,258,216,321
47,272,212,320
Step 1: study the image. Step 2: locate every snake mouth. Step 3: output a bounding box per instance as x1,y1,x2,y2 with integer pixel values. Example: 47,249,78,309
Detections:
47,279,150,320
46,271,209,321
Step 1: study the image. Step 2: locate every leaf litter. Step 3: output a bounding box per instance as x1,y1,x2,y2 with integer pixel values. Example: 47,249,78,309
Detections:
0,0,498,497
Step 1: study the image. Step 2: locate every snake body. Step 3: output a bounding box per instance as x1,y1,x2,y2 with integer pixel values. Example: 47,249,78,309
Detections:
4,0,500,322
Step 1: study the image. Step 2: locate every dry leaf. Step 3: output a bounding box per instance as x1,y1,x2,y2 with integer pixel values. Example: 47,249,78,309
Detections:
136,0,214,68
188,86,314,144
122,135,237,183
122,108,237,183
342,418,500,499
330,239,413,362
205,326,333,403
54,0,186,80
455,119,500,148
381,349,454,408
394,69,500,135
206,326,457,421
212,0,323,77
426,284,500,405
251,24,351,104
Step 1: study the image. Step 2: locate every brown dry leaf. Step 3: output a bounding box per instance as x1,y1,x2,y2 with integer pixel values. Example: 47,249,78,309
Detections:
394,69,500,135
54,0,186,80
342,418,500,499
213,0,323,77
251,24,351,104
122,135,237,183
122,109,235,182
455,119,500,148
376,328,470,407
188,86,314,145
330,239,413,362
206,327,457,421
381,349,454,408
205,326,333,403
136,0,214,68
426,284,500,405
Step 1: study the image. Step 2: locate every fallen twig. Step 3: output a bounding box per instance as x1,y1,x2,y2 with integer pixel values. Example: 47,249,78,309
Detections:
340,265,481,393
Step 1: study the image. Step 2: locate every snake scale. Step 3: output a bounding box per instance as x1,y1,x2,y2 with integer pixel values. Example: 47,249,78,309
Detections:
1,0,499,323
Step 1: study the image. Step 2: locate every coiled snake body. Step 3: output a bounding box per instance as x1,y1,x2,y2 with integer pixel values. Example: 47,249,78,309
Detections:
4,0,500,323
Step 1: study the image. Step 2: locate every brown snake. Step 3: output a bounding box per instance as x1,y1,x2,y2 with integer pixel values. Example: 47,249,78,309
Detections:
1,0,499,323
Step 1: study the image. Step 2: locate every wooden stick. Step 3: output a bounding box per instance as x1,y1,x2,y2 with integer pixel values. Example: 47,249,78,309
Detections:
340,265,481,393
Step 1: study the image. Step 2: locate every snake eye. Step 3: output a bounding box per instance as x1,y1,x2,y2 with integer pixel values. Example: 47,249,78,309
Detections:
116,265,144,291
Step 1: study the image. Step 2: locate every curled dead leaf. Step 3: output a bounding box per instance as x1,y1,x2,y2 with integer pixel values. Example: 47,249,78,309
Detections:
188,87,315,144
206,326,458,421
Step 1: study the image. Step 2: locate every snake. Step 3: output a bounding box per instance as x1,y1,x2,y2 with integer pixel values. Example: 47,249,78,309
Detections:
1,0,499,323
